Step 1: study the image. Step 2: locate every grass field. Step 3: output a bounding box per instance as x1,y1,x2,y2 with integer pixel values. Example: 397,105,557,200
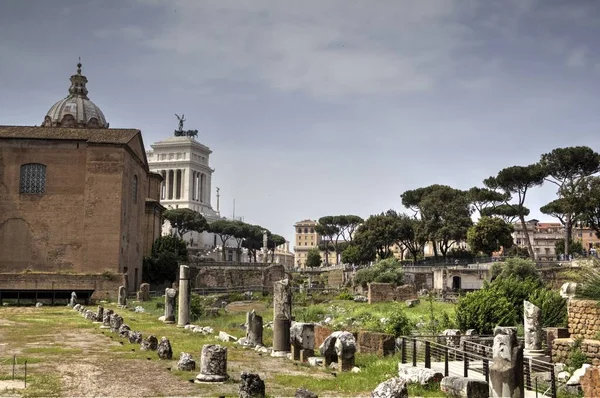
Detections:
0,293,455,397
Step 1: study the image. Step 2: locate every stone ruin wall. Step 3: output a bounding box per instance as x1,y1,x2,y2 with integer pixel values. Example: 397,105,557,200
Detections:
192,264,285,293
552,338,600,365
568,299,600,339
327,270,344,288
0,272,124,300
367,283,417,304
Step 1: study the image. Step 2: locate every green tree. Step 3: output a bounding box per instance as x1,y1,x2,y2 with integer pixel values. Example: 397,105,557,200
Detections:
467,187,507,217
481,204,530,224
484,164,546,259
315,216,340,266
241,224,264,262
208,219,237,261
267,233,286,262
528,288,567,327
341,243,376,265
401,185,472,258
395,213,426,262
467,217,514,256
573,177,600,240
540,146,600,256
456,289,517,334
163,208,208,239
352,210,402,260
142,235,188,285
555,239,583,256
305,247,322,268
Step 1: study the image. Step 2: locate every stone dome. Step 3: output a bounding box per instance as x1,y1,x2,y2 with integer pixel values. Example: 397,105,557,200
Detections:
42,62,109,129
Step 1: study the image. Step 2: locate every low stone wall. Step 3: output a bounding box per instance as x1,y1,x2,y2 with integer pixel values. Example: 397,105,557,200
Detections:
0,272,125,300
368,283,417,304
327,270,344,288
357,331,395,356
552,338,600,365
569,299,600,339
192,264,285,293
314,325,334,349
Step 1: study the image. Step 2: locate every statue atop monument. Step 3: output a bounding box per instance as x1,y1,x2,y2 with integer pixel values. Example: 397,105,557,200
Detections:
174,114,198,138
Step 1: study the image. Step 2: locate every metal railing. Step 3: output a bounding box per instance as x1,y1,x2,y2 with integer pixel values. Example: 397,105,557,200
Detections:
0,355,28,388
398,336,556,398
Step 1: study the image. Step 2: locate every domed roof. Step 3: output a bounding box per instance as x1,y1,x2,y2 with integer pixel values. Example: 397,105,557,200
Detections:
42,62,109,129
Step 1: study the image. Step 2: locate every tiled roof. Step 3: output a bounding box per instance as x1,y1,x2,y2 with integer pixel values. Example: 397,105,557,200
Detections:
0,126,139,144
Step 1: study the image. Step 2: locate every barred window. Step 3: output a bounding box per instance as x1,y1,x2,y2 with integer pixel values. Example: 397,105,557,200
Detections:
133,175,138,204
20,163,46,194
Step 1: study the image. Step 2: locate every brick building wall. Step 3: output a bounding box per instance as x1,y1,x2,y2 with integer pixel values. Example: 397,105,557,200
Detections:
568,299,600,339
192,264,286,292
367,283,417,304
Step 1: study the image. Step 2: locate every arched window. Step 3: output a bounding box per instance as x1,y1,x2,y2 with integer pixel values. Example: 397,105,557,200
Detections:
20,163,46,194
133,175,138,203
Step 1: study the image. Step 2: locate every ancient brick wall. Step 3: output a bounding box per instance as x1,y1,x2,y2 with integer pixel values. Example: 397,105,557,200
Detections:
357,331,396,356
552,338,600,365
314,325,334,349
0,272,124,300
192,264,285,292
367,283,417,304
327,270,344,288
568,299,600,339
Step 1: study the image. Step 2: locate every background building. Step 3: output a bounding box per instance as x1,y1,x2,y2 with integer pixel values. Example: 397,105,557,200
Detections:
512,220,563,260
293,219,336,268
0,63,163,299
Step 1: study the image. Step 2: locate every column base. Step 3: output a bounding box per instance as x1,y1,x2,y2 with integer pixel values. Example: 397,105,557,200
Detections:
99,325,111,329
195,374,228,383
271,350,290,358
524,349,545,357
163,321,175,324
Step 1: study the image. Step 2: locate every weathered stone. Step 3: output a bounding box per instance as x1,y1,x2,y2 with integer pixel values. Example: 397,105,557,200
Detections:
35,302,43,307
218,331,238,342
84,309,96,321
134,306,145,313
177,352,196,371
405,299,419,308
118,324,131,338
357,331,395,356
157,337,173,360
118,286,127,307
164,288,177,324
397,364,443,386
69,291,77,307
440,376,489,398
141,335,158,351
442,329,462,347
524,300,544,357
195,344,228,383
73,303,81,311
295,387,318,398
101,309,113,329
245,310,263,347
290,322,315,361
319,331,356,371
128,331,142,344
138,283,150,301
177,265,190,328
307,357,323,367
560,282,577,299
567,364,592,385
354,295,368,302
371,377,408,398
95,305,104,322
109,313,123,332
272,279,292,356
490,326,524,398
239,372,265,398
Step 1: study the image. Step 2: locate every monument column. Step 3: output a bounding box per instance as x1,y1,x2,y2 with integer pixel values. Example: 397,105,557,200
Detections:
177,264,190,327
272,279,292,357
165,169,171,200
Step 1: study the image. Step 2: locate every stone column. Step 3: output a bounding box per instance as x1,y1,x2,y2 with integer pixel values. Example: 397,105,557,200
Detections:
164,288,177,324
524,300,544,357
195,344,229,383
138,283,150,301
490,326,524,398
246,310,263,347
165,169,171,200
272,279,292,357
117,286,127,307
177,265,190,327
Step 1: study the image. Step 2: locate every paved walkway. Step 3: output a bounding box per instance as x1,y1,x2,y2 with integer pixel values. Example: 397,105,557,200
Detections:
415,361,552,398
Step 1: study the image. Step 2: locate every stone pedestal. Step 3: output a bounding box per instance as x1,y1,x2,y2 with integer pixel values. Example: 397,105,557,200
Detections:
246,310,263,346
138,283,150,301
118,286,127,307
524,300,544,357
272,279,292,356
290,323,315,362
177,265,190,328
94,305,104,323
195,344,229,383
164,288,177,324
319,331,356,372
490,326,524,398
100,309,113,329
109,313,123,332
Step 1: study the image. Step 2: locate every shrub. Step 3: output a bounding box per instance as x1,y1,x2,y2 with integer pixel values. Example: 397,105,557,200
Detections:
576,265,600,300
354,258,404,288
568,337,588,371
190,293,207,321
489,276,543,323
490,257,540,282
335,291,354,301
456,289,517,334
382,308,414,337
528,288,567,327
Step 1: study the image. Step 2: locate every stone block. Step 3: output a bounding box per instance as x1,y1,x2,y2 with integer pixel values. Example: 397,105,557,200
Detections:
397,364,443,386
440,376,489,398
371,377,408,398
357,331,396,357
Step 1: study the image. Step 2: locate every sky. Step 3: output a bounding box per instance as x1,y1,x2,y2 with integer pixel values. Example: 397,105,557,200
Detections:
1,0,600,245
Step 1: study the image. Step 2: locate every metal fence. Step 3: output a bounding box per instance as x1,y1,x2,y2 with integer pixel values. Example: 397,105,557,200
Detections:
0,355,28,388
398,336,556,398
